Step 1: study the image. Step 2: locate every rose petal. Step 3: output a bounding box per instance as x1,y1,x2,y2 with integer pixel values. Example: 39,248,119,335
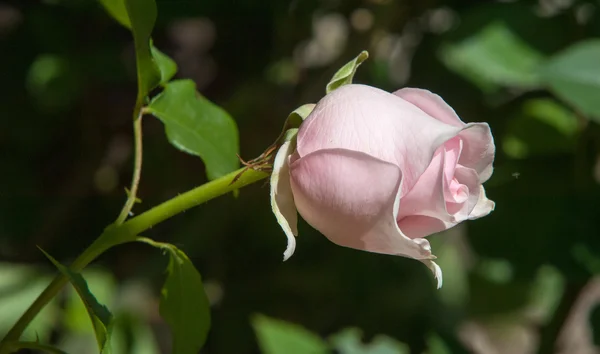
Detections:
468,185,495,220
289,148,439,266
449,165,481,221
393,87,465,128
297,84,463,196
396,140,481,236
270,140,298,261
458,123,495,183
393,88,495,183
398,215,454,239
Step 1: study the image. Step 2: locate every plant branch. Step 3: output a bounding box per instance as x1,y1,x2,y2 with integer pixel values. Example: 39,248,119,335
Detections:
0,167,268,353
115,109,145,225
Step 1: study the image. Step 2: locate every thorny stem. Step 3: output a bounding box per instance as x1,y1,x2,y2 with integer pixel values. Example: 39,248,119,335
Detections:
0,167,268,353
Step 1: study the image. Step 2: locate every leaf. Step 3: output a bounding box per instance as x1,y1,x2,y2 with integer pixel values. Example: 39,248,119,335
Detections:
439,22,544,92
502,99,579,159
40,250,113,353
0,264,58,342
329,328,409,354
251,314,329,354
268,103,315,150
125,0,161,110
63,269,116,336
99,0,161,108
98,0,131,28
151,45,177,84
157,245,211,354
540,40,600,122
326,51,369,94
147,79,239,179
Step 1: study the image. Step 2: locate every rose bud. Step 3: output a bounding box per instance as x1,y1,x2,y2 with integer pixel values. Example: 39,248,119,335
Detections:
270,84,495,288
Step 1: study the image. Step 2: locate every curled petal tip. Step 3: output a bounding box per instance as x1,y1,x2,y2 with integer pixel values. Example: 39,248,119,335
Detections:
271,139,299,262
282,234,296,261
422,259,443,289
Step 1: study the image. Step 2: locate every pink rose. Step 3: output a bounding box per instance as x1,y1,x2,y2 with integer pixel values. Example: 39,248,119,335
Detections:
270,84,495,288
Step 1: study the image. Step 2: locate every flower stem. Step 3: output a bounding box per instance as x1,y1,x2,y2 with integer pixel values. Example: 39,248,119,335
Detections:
0,167,268,352
115,111,145,225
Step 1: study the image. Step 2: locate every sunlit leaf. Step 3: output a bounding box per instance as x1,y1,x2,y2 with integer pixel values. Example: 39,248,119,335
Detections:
147,79,239,179
98,0,131,28
157,245,211,354
99,0,161,108
0,264,58,342
326,51,369,94
252,314,329,354
63,269,116,337
125,0,161,109
329,327,409,354
151,45,177,84
540,40,600,122
440,22,544,92
502,99,579,159
41,250,113,353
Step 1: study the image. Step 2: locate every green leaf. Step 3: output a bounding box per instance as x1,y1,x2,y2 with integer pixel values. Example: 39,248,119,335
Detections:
99,0,161,109
98,0,131,28
125,0,161,111
502,99,579,159
151,45,177,84
329,328,409,354
40,250,113,353
326,51,369,94
269,103,315,149
154,244,211,354
540,40,600,122
0,264,58,342
251,314,329,354
439,22,544,92
147,79,239,179
63,269,116,336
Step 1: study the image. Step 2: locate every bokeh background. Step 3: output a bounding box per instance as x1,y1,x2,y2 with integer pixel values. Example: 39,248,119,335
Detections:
1,0,600,353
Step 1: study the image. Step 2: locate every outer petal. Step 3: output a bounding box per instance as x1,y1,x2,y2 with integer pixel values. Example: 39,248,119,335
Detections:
393,87,465,128
393,87,495,183
468,185,495,220
459,123,495,183
270,140,298,261
289,148,442,287
297,84,463,196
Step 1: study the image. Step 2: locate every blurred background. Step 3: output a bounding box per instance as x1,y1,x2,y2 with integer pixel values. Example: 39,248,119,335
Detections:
1,0,600,353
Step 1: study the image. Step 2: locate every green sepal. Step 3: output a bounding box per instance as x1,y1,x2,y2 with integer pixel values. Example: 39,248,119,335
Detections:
326,51,369,94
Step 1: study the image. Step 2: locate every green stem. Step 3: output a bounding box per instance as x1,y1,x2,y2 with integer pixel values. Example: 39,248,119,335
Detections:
119,168,267,236
0,167,268,353
115,111,145,225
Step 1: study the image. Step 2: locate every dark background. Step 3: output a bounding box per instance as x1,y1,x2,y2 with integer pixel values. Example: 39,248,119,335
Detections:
1,0,600,353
